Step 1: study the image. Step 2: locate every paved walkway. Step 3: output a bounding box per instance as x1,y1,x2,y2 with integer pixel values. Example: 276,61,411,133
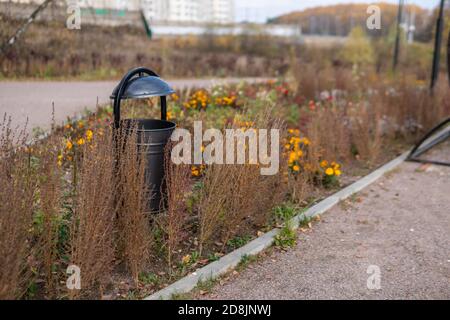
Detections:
200,148,450,299
0,78,264,133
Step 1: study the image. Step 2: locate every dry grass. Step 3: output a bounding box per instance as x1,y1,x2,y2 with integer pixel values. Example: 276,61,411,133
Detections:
286,149,316,205
197,109,286,252
0,116,35,299
35,135,63,297
0,16,293,79
0,116,158,298
159,144,192,269
197,164,228,255
289,64,450,169
68,128,117,298
348,102,383,164
307,102,351,163
114,126,151,286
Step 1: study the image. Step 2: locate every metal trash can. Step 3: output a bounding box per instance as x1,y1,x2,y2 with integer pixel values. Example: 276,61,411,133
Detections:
111,67,176,213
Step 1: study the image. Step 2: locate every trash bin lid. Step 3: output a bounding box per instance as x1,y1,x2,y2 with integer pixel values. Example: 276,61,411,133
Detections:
110,76,175,99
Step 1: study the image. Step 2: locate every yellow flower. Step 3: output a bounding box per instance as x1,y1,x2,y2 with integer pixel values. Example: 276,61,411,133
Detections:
293,165,300,172
77,138,85,146
289,137,300,144
66,140,73,150
77,121,84,129
297,150,303,157
182,254,191,265
325,167,334,176
57,154,63,166
191,166,200,177
335,169,342,176
284,144,291,150
320,160,328,168
288,152,298,163
86,129,93,141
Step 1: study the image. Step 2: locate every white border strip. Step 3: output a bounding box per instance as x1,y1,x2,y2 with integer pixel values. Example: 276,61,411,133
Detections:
145,151,409,300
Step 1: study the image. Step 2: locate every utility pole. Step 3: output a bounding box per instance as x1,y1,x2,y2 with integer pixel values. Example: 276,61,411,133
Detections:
447,29,450,84
407,8,416,44
393,0,404,72
430,0,446,92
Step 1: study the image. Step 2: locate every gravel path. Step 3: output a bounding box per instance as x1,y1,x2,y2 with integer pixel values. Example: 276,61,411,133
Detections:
200,158,450,300
0,78,265,133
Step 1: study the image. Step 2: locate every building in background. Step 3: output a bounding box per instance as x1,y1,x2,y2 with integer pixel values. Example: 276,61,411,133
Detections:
0,0,300,38
0,0,234,24
79,0,140,11
143,0,234,24
207,0,234,24
142,0,169,21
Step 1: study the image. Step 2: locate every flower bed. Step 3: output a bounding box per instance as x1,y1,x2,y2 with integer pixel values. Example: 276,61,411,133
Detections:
1,74,449,299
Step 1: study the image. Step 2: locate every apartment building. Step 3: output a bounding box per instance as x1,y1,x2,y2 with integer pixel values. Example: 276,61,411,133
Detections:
139,0,235,24
209,0,234,24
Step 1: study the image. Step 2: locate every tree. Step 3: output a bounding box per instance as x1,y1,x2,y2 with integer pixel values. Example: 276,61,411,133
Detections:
340,26,375,67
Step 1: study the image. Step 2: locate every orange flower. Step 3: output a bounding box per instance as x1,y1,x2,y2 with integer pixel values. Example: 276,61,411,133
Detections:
86,129,93,141
77,138,85,146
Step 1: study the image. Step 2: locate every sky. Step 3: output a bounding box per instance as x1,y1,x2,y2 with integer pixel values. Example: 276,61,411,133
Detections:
235,0,439,23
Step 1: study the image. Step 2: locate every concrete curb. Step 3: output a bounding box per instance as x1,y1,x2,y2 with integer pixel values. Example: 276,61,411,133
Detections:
144,151,409,300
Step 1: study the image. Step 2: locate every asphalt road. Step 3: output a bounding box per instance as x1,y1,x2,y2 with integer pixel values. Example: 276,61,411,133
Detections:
0,78,264,134
199,146,450,300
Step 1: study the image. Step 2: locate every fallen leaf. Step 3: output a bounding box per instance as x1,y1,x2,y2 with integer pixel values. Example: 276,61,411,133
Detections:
416,163,431,172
